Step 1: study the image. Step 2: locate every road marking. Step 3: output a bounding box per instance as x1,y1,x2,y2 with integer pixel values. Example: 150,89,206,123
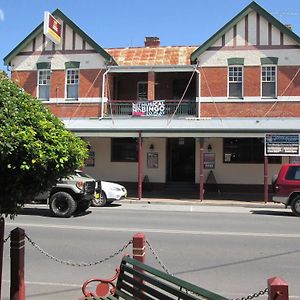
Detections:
5,222,300,238
2,279,81,287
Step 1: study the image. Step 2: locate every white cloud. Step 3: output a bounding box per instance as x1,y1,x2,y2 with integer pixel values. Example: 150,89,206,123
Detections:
0,9,4,22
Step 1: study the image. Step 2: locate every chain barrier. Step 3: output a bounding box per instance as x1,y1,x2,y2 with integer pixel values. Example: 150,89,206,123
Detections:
146,239,172,275
233,288,269,300
25,233,132,267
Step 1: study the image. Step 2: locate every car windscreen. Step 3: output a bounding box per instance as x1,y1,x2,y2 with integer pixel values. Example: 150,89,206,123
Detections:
75,171,93,179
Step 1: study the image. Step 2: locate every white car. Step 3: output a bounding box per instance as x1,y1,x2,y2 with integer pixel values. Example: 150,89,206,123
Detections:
92,180,127,207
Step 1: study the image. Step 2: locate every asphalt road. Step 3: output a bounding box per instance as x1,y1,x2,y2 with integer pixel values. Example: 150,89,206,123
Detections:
1,202,300,300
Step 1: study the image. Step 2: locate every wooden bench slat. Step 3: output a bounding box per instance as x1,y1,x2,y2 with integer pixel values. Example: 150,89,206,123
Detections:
121,256,228,300
119,265,199,300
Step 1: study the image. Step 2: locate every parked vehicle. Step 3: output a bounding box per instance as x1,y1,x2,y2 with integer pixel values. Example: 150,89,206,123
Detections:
272,164,300,216
92,180,127,207
34,170,96,217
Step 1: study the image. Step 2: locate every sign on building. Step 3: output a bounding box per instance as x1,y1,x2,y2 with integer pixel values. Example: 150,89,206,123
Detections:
132,100,166,117
265,134,300,156
43,12,62,44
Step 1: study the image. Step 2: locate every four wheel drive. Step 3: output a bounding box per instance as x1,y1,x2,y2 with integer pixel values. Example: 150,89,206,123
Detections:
34,170,96,217
272,164,300,216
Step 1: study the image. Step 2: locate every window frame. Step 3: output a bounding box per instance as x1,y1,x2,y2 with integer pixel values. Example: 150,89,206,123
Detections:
228,65,244,99
261,65,277,99
37,69,51,100
111,138,138,162
65,68,79,100
137,81,148,100
223,138,281,164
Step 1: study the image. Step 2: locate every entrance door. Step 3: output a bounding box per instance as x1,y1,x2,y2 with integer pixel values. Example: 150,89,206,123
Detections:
167,138,195,182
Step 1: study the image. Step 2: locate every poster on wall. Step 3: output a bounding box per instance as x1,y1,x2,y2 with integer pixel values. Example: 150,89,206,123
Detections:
204,153,215,169
85,151,95,167
147,152,158,168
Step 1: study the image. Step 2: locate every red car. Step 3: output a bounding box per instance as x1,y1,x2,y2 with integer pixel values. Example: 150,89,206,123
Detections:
272,164,300,216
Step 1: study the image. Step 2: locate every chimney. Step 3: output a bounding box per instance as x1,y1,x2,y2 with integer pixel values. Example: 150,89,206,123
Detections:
144,37,160,47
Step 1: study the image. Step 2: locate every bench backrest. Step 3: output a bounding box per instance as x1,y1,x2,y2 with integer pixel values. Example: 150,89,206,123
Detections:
115,256,229,300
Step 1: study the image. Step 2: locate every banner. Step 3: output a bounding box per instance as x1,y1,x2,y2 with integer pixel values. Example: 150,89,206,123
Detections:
132,100,166,117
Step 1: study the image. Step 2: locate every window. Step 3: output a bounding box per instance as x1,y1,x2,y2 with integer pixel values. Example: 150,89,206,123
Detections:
286,166,300,180
262,66,276,98
38,69,51,100
223,138,281,164
137,82,148,100
111,138,138,162
66,69,79,99
228,66,243,98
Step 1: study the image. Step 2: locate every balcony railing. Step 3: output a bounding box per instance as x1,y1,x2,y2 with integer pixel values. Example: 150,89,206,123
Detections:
106,100,196,116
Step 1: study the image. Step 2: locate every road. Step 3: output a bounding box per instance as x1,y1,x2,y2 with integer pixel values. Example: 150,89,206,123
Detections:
1,202,300,300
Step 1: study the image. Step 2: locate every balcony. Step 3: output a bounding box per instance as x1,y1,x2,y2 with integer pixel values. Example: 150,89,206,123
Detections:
106,100,196,117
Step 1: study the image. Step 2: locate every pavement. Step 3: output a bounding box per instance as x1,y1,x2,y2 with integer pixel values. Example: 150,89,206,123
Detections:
123,194,286,209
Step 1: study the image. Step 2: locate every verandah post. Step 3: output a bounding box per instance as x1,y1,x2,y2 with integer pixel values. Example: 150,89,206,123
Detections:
0,217,4,300
10,227,25,300
199,138,204,201
264,156,269,203
138,131,143,200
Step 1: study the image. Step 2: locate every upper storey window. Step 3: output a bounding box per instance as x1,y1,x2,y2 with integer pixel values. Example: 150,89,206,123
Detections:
37,62,51,100
228,65,243,98
261,57,278,99
227,58,244,99
65,61,80,100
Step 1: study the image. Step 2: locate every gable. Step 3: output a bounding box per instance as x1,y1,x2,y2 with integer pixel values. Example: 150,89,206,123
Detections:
3,9,116,66
191,1,300,63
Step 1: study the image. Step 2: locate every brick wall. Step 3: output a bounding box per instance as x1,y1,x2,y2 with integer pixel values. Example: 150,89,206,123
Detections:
200,102,300,117
200,67,227,97
45,103,100,118
12,71,37,97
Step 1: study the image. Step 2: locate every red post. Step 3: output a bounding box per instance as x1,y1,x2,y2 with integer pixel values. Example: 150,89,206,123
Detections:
10,228,25,300
132,233,145,263
268,277,288,300
264,156,269,203
138,131,143,200
199,138,204,201
0,217,4,300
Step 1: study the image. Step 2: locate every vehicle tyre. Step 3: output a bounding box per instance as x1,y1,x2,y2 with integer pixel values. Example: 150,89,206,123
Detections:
91,191,107,207
291,196,300,216
75,201,91,214
49,192,77,217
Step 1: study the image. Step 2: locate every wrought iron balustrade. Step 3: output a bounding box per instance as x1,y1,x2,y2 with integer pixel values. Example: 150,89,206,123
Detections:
106,100,196,116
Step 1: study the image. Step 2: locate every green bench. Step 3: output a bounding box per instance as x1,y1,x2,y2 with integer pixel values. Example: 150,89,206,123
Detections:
83,256,229,300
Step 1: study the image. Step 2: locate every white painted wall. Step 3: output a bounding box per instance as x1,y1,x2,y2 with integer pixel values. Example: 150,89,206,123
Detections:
83,137,166,183
83,137,287,186
199,49,300,66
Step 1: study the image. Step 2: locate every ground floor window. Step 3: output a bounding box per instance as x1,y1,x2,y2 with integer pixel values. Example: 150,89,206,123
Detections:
223,138,281,164
111,138,138,162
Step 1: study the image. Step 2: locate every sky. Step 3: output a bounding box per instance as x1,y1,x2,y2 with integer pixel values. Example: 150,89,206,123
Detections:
1,0,300,72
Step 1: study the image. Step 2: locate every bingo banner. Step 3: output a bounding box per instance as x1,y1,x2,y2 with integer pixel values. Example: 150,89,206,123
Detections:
132,100,166,117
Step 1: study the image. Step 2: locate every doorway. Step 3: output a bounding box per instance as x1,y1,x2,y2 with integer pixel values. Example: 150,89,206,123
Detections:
167,138,195,182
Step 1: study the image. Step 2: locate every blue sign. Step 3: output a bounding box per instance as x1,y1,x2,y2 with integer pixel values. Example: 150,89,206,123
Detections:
265,134,300,156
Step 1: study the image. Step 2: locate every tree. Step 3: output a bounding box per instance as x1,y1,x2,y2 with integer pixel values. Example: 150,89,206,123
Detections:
0,71,88,217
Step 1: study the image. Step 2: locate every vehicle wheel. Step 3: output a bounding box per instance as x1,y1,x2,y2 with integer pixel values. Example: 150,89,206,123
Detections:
92,191,107,207
49,192,77,217
291,196,300,216
75,201,91,214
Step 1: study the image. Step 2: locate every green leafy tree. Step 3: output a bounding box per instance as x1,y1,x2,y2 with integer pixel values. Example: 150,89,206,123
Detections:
0,71,88,216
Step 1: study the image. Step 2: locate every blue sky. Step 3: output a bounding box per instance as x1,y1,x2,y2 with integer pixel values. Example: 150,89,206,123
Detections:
1,0,300,72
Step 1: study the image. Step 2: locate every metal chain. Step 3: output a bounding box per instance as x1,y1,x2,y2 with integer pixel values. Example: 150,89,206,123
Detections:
3,234,10,243
146,239,172,275
234,288,269,300
25,233,132,267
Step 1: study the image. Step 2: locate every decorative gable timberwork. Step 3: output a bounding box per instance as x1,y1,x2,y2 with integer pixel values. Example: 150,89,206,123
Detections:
4,9,116,71
191,1,300,65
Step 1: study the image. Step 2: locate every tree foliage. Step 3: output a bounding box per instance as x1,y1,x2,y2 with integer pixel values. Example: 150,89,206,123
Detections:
0,71,88,216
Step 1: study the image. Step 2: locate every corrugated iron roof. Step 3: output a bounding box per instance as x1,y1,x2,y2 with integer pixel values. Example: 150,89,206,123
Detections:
106,46,197,66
